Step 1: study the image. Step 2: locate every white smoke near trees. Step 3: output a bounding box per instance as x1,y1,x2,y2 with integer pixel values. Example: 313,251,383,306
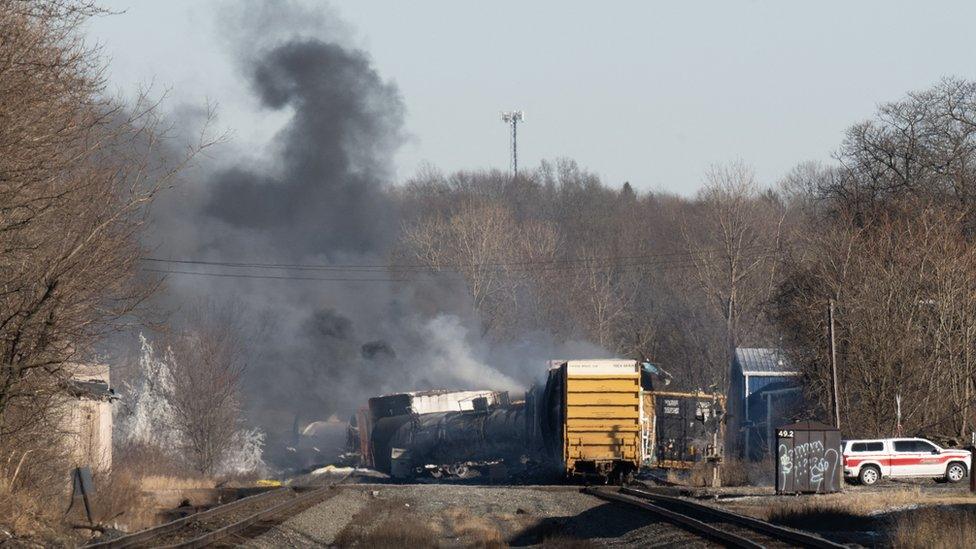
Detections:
415,315,522,393
115,335,180,452
115,334,267,475
219,428,267,476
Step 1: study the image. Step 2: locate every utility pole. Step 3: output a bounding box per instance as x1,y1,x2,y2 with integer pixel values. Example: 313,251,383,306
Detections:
829,299,841,429
500,110,525,176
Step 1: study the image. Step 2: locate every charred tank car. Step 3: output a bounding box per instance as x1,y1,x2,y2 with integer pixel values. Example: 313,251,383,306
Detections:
361,390,545,480
384,405,530,479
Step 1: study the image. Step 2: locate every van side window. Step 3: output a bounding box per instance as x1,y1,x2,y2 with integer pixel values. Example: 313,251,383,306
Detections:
851,442,884,452
893,441,916,452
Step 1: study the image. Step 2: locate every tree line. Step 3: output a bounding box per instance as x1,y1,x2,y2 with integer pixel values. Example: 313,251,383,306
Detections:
396,78,976,442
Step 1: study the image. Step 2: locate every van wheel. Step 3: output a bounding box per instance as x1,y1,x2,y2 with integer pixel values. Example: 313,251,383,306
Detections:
946,462,967,483
859,465,880,486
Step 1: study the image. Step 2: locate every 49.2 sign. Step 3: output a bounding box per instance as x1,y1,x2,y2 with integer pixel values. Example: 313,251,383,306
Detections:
777,429,795,438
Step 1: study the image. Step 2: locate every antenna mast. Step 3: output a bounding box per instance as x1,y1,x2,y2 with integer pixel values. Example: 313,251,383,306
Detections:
500,110,525,176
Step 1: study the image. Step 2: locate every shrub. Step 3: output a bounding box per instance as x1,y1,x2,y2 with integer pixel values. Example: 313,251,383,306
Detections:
890,506,976,549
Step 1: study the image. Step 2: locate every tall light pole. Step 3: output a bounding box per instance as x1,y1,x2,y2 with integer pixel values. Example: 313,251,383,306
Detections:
500,110,525,176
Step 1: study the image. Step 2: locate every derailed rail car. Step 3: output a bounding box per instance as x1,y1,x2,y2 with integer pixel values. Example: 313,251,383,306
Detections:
643,390,726,469
354,389,508,471
356,359,650,482
385,405,529,478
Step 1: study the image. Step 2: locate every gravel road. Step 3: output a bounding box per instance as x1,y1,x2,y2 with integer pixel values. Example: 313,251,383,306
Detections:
246,483,719,547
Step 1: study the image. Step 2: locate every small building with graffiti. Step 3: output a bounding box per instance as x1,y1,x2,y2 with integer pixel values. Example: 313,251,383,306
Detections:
775,421,842,494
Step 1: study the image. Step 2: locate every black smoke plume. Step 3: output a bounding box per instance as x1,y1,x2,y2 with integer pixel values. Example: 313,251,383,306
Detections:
144,2,606,468
205,39,402,255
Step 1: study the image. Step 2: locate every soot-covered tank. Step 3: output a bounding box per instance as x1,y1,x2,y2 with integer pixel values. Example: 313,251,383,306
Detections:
382,405,530,478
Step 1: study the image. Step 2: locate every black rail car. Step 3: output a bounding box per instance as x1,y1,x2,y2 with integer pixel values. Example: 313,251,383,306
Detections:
646,391,725,469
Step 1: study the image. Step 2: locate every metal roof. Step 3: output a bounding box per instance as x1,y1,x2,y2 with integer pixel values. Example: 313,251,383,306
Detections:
734,347,797,375
776,420,838,432
65,379,116,401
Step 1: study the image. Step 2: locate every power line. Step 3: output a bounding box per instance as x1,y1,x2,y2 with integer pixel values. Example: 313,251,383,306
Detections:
140,244,776,273
142,268,407,283
142,248,780,283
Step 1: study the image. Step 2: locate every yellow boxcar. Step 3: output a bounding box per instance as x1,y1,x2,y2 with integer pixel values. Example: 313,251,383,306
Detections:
559,359,641,482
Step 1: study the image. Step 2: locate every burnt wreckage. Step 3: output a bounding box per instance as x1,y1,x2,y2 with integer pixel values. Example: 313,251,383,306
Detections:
347,360,718,482
353,389,537,480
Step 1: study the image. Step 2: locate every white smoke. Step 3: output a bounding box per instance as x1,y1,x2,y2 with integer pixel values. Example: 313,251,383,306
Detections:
115,333,267,475
115,334,181,451
218,428,267,476
413,314,522,392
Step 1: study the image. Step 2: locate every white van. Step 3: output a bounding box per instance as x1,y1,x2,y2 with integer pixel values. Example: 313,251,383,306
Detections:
842,438,971,485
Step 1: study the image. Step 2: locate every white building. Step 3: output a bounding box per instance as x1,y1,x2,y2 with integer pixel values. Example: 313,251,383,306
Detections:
63,363,116,470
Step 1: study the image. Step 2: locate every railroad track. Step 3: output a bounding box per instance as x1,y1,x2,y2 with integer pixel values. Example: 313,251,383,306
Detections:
86,475,351,549
584,485,847,549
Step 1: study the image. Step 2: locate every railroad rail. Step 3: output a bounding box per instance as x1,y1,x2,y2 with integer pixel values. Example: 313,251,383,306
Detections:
85,476,349,549
584,485,846,549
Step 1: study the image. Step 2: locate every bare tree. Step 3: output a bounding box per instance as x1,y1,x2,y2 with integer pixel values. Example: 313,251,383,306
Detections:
164,302,248,475
775,201,976,440
684,162,786,385
0,0,215,451
396,162,765,391
400,199,559,338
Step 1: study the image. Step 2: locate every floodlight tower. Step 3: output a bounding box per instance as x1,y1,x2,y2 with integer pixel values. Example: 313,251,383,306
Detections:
500,110,525,176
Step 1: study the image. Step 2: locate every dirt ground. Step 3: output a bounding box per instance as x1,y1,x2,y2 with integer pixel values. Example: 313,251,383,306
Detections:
246,483,719,547
242,474,976,547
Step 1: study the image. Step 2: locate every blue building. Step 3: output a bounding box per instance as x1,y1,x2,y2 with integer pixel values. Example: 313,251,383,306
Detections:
728,348,802,459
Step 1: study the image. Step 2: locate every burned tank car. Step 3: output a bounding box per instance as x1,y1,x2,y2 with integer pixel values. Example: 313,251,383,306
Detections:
374,404,532,478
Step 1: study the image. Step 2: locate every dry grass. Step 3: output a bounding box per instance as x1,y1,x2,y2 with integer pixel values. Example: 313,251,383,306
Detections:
890,506,976,548
337,499,512,548
715,487,976,535
90,469,142,522
762,487,961,522
114,443,193,477
347,517,440,548
684,458,770,487
104,443,218,531
335,498,440,548
0,474,50,536
665,467,685,484
137,474,215,490
0,450,72,545
115,443,260,490
721,459,754,486
86,468,161,532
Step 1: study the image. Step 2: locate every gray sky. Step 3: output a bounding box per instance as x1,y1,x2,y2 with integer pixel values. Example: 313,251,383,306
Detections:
86,1,976,194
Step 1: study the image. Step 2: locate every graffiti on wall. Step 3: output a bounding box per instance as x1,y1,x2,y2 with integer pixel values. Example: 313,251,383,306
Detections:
777,430,841,493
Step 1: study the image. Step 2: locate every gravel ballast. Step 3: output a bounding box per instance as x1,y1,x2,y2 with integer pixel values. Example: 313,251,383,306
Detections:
247,483,717,547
